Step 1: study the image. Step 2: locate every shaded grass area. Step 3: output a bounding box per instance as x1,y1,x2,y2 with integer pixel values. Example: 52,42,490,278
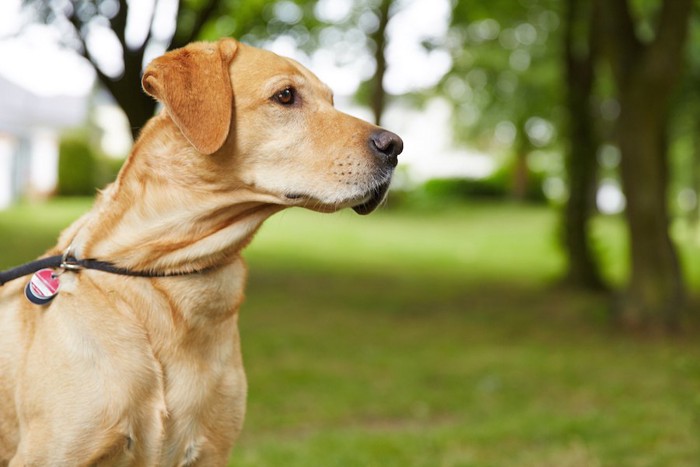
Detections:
0,199,699,465
239,271,700,466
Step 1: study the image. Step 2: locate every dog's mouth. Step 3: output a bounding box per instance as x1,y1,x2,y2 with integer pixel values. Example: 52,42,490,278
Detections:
284,179,392,215
351,181,391,215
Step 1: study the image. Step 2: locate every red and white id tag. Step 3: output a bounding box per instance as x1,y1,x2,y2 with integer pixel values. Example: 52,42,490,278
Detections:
25,269,60,305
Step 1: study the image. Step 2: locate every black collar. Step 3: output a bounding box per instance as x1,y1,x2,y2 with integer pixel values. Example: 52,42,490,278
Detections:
0,254,204,287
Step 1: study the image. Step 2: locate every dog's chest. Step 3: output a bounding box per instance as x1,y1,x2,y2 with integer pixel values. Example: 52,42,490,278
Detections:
153,319,246,464
148,267,247,463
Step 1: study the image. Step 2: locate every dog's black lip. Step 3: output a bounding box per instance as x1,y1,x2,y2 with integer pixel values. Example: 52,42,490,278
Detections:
352,182,391,215
284,182,391,214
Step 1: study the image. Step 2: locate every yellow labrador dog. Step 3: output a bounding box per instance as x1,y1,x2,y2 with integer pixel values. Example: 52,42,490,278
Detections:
0,38,401,465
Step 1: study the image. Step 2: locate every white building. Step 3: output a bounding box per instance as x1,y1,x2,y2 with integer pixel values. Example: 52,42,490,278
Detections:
0,35,95,209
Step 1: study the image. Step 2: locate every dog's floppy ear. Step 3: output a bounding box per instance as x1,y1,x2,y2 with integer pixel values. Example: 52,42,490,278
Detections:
142,38,238,155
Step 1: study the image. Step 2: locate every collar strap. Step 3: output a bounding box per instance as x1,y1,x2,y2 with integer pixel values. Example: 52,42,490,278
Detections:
0,255,204,286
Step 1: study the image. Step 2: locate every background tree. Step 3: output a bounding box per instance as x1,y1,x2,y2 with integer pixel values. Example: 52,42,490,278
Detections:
24,0,396,138
317,0,400,128
560,0,605,290
596,0,692,331
23,0,309,140
445,0,562,201
671,11,700,232
25,0,223,139
369,0,393,126
446,0,606,289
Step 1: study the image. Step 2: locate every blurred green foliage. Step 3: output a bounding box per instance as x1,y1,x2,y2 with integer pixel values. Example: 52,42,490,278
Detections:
419,168,547,204
57,138,97,196
57,136,123,196
445,0,562,149
422,177,508,201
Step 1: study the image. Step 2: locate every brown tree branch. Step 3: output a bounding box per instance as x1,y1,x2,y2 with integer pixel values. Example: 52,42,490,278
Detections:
66,8,122,99
111,0,128,49
112,0,154,79
370,0,392,126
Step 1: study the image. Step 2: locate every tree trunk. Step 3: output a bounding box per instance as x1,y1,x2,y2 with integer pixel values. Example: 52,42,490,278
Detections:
119,94,157,142
511,123,530,201
67,0,223,141
690,120,700,230
370,0,391,127
512,148,529,201
110,47,158,141
95,53,157,142
596,0,692,331
561,0,605,290
617,84,684,330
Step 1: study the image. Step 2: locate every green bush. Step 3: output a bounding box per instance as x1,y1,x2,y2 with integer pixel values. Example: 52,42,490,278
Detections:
417,168,547,204
488,163,548,203
57,138,97,196
57,137,124,196
423,176,508,200
95,155,124,189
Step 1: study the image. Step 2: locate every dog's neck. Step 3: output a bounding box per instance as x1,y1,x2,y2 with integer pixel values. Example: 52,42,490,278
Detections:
56,115,285,274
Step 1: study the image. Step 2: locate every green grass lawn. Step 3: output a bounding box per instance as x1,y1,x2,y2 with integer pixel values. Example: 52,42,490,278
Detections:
1,199,699,466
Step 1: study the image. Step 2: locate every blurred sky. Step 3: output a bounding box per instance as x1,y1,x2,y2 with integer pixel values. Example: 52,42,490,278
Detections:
0,0,493,185
0,0,452,97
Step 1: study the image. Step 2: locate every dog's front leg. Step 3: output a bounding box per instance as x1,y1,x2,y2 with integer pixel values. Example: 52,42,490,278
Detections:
12,288,165,466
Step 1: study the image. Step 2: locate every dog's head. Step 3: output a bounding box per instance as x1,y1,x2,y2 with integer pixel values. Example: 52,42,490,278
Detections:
141,38,402,215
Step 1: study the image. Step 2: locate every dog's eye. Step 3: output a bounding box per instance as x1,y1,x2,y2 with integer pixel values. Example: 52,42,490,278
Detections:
274,88,295,106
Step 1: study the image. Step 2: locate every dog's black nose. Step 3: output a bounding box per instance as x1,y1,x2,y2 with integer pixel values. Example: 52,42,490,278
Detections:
370,130,403,168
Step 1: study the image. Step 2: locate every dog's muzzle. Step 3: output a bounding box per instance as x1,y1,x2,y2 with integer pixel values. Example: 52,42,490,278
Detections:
350,130,403,215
